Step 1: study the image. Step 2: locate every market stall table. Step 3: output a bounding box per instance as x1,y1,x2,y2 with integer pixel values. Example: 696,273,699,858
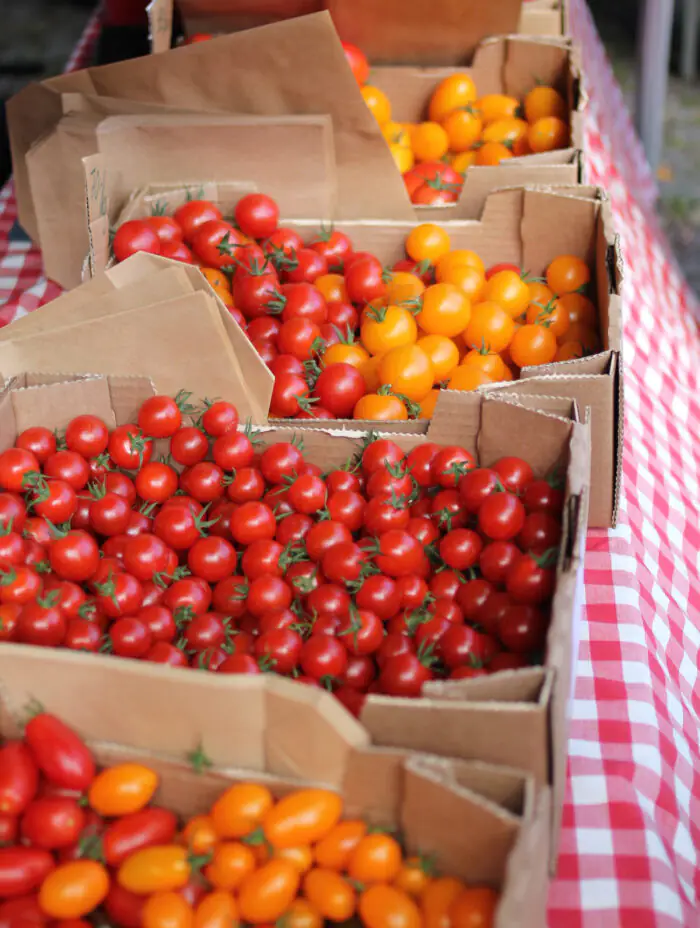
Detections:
0,1,699,924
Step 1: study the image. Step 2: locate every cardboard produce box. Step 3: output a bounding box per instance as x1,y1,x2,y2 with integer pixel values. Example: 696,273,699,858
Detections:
518,0,568,37
90,184,621,528
0,370,589,868
0,650,552,927
9,13,582,287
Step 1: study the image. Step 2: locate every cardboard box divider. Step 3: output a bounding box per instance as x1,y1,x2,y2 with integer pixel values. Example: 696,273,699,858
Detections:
0,648,554,927
84,183,622,528
0,372,589,873
9,13,584,287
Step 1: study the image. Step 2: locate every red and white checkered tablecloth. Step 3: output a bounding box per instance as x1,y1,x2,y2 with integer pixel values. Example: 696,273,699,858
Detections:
1,3,700,925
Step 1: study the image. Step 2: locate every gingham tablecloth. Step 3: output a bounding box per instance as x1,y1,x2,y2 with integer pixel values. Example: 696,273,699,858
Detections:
1,3,699,924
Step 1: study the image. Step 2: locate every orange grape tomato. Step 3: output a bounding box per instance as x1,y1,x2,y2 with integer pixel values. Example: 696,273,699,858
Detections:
262,789,343,850
416,283,471,338
416,335,460,382
360,885,422,928
279,898,323,928
436,249,485,279
180,816,218,855
449,887,498,928
557,292,597,328
118,845,190,895
88,764,158,817
527,116,569,153
362,86,392,125
314,274,348,303
545,255,591,295
482,118,528,147
210,783,274,839
461,350,513,382
441,109,483,153
237,860,300,924
142,891,194,928
411,122,450,162
347,833,402,884
313,820,367,871
463,301,515,354
524,86,567,123
428,73,477,122
475,94,521,124
303,868,356,922
360,305,418,356
482,270,530,318
475,142,513,166
418,389,441,420
421,876,466,928
38,861,110,919
384,271,425,305
509,324,557,368
525,297,570,339
447,366,493,392
193,890,239,928
274,845,314,874
204,842,256,891
405,224,451,264
378,345,434,402
394,856,435,898
321,343,370,370
354,393,409,422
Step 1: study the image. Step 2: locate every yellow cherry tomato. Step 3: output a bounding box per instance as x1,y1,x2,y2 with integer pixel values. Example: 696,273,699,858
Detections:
483,117,529,147
348,834,403,885
382,121,412,148
526,296,570,339
322,342,370,369
263,789,343,850
528,116,569,153
560,322,601,352
205,842,256,891
509,324,558,367
555,340,585,361
362,85,392,125
475,141,513,166
210,783,273,840
442,108,483,153
411,122,450,162
524,85,568,123
275,845,314,874
315,273,348,303
390,143,415,174
436,249,485,280
88,764,158,817
557,292,597,328
38,861,109,919
405,224,451,264
428,73,477,122
394,856,434,898
378,345,434,402
361,304,418,356
416,283,471,338
475,94,521,124
384,271,425,305
421,877,467,928
447,365,493,391
237,860,300,924
194,890,239,928
545,255,591,294
118,845,190,895
463,301,515,353
143,891,194,928
451,151,478,174
482,270,530,319
416,335,460,382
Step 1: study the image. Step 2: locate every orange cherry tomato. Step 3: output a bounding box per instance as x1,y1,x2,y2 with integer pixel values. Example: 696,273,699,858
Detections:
405,224,451,264
545,255,591,294
39,861,109,919
421,876,466,928
451,151,477,174
556,292,597,328
463,301,515,354
362,86,392,125
274,845,314,874
526,280,554,308
200,267,232,293
359,355,382,393
560,322,601,352
442,108,483,153
447,365,493,391
118,845,190,895
411,122,450,162
384,271,425,305
237,860,300,924
526,297,569,339
361,305,418,356
88,764,158,817
354,393,410,421
142,891,194,928
314,820,367,871
360,885,421,928
461,350,513,382
475,94,520,124
315,274,348,303
416,283,471,338
524,86,567,123
528,116,568,153
280,898,323,928
439,264,485,302
194,890,239,928
449,887,498,928
475,142,513,166
429,74,477,122
304,868,356,922
378,345,434,402
348,833,402,885
263,789,342,850
394,856,434,898
180,816,218,855
418,389,440,419
436,249,485,280
205,842,256,891
555,340,585,361
509,324,557,367
482,271,530,319
417,335,460,382
322,342,370,370
211,784,273,840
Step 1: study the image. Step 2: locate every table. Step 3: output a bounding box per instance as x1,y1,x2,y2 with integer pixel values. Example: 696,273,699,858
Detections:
1,2,699,924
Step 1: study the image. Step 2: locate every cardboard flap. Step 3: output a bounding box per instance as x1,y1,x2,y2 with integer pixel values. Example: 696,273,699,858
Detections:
83,153,109,277
147,0,174,54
